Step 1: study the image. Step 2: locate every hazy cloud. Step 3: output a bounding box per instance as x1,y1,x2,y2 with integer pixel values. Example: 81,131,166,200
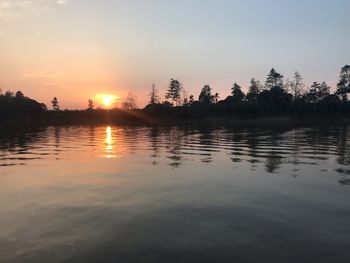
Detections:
0,0,68,22
55,0,67,5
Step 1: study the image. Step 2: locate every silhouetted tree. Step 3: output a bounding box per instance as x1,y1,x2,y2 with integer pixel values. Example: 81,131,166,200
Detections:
5,91,13,97
265,68,284,90
51,97,60,111
199,85,214,104
214,92,220,103
181,89,189,106
289,71,305,99
231,83,245,103
259,69,292,113
283,78,291,93
319,82,331,101
87,99,94,110
246,78,261,105
183,97,189,106
149,84,160,104
165,79,182,106
336,65,350,101
305,82,330,103
15,91,24,99
189,95,195,105
122,92,137,110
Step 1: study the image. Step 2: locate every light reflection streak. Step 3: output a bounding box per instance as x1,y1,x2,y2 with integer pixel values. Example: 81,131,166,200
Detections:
104,126,116,158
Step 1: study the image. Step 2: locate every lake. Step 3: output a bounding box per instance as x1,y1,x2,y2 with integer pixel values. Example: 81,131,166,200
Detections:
0,125,350,263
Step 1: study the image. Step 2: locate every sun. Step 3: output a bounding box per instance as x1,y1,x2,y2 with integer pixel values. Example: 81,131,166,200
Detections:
103,95,114,107
96,94,119,108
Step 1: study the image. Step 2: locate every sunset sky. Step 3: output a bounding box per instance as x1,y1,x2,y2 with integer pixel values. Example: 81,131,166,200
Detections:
1,0,350,109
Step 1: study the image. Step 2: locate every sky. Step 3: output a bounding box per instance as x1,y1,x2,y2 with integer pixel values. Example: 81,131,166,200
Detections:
0,0,350,109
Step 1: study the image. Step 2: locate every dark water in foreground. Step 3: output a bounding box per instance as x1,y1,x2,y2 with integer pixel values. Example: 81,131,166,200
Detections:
0,125,350,263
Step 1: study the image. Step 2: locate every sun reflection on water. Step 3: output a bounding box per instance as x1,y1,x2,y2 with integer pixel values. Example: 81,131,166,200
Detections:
105,126,116,158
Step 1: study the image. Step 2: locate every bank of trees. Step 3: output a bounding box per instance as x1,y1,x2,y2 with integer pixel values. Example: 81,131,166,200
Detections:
0,90,46,121
1,65,350,122
145,65,350,117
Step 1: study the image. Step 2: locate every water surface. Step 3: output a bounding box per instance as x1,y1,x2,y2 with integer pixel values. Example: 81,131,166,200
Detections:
1,125,350,262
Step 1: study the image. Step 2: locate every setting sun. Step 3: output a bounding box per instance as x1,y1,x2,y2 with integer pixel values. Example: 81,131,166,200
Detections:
96,94,119,108
103,96,114,107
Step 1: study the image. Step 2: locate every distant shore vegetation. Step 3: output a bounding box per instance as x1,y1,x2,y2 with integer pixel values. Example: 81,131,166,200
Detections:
1,66,350,124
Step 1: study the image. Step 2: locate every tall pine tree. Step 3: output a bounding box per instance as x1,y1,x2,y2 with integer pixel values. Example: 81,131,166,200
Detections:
165,79,182,106
336,65,350,101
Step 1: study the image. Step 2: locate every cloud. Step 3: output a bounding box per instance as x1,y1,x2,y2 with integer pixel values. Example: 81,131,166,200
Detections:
55,0,67,5
0,0,68,23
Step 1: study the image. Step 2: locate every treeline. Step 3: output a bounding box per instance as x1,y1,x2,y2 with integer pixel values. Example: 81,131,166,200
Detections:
1,65,350,123
0,90,47,121
145,65,350,118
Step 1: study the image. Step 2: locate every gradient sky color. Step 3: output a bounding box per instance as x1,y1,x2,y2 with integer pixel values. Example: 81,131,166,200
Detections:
1,0,350,109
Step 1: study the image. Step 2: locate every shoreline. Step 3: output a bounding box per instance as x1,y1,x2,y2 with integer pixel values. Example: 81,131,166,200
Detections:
1,115,350,129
